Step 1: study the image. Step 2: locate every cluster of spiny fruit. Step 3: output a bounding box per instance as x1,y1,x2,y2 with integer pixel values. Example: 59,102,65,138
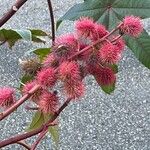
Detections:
0,16,143,114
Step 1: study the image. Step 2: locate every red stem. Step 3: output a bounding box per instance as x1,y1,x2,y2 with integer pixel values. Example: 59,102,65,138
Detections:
0,98,72,148
31,120,58,150
111,34,122,43
0,84,41,121
31,128,48,150
0,0,28,27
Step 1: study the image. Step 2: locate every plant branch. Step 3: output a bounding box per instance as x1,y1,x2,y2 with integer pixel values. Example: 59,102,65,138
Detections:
0,0,28,27
29,122,57,150
31,128,48,150
0,84,41,121
16,140,31,150
0,98,72,148
47,0,55,43
111,34,123,43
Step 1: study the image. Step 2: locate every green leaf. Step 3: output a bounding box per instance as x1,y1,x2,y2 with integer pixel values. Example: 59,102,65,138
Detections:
48,126,59,147
19,74,33,89
27,111,44,131
14,29,32,41
57,0,150,29
112,0,150,19
101,83,115,94
125,30,150,69
29,29,50,43
108,64,118,74
27,48,51,61
26,112,59,149
29,29,48,36
0,29,48,48
0,29,21,47
32,36,46,44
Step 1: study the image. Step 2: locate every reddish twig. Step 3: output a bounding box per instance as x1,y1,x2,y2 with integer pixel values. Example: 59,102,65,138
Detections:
111,34,123,43
31,128,48,150
0,98,72,148
0,84,41,121
31,119,58,150
47,0,55,43
0,0,28,27
16,140,31,150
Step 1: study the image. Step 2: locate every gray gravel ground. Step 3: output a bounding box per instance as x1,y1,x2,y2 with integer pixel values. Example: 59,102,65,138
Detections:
0,0,150,150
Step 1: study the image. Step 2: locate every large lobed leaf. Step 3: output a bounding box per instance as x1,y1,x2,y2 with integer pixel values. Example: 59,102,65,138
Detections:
57,0,150,69
57,0,150,29
125,30,150,69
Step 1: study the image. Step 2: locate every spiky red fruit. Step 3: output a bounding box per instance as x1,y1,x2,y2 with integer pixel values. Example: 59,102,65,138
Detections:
91,23,108,41
120,16,143,37
64,80,85,99
99,43,121,64
75,17,95,38
54,34,78,62
96,68,116,86
59,61,84,99
39,91,59,114
37,68,56,87
91,65,116,86
43,54,58,67
0,87,15,108
55,33,78,47
113,37,125,53
59,61,81,82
